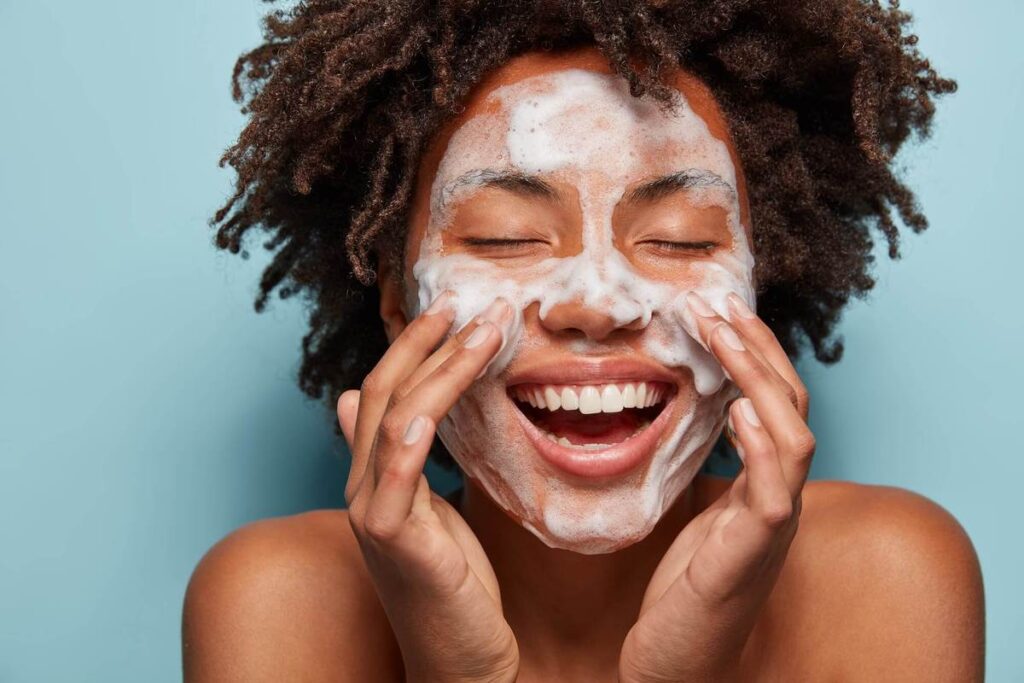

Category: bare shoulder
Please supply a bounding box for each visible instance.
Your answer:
[182,509,400,683]
[764,480,984,681]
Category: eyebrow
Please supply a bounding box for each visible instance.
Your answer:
[436,167,734,212]
[625,169,735,204]
[438,169,559,210]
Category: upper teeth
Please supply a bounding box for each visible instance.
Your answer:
[512,382,666,414]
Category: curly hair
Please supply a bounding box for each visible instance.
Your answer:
[211,0,954,437]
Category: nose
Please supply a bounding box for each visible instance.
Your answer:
[539,300,645,341]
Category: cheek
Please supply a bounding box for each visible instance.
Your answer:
[640,264,717,290]
[679,262,744,294]
[414,246,559,320]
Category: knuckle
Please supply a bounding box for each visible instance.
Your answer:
[360,371,386,399]
[362,510,400,543]
[379,458,415,485]
[784,429,817,459]
[760,498,794,528]
[377,413,408,446]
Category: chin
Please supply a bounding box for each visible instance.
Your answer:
[520,497,673,555]
[438,361,737,555]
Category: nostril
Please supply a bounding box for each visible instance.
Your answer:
[539,302,640,341]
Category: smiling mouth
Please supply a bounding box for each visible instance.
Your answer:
[509,381,674,450]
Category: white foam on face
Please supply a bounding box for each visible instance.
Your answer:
[408,69,755,554]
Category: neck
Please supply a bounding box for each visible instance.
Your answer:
[459,477,711,678]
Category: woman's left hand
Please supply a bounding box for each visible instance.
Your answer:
[618,292,817,683]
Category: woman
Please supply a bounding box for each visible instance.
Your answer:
[183,1,983,680]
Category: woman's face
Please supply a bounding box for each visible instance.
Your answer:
[396,48,755,554]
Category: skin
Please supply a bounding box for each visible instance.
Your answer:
[182,49,985,682]
[409,63,756,554]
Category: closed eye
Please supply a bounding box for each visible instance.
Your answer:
[640,240,720,253]
[460,237,549,250]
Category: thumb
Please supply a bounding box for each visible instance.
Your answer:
[336,389,360,447]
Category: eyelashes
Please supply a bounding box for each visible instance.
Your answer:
[640,240,719,253]
[459,237,547,249]
[458,237,721,255]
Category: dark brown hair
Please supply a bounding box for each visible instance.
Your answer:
[212,0,954,434]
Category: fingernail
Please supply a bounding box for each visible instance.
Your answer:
[727,293,756,319]
[714,322,746,352]
[424,291,453,318]
[735,442,747,463]
[686,291,716,318]
[481,298,510,324]
[403,416,427,445]
[676,305,700,341]
[739,398,761,428]
[465,322,494,348]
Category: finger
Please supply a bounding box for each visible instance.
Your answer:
[721,467,748,508]
[683,407,792,604]
[347,292,455,501]
[708,321,816,498]
[337,389,360,448]
[338,390,364,507]
[730,399,792,531]
[373,318,504,482]
[685,294,815,497]
[726,293,810,420]
[682,293,798,411]
[396,298,511,401]
[361,415,437,544]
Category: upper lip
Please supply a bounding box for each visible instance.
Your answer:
[505,357,678,388]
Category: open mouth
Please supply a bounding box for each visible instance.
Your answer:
[507,382,675,473]
[509,381,673,450]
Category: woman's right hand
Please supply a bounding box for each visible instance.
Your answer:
[337,294,519,683]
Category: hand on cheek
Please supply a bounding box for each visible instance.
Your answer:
[685,291,814,481]
[619,292,815,683]
[678,290,814,496]
[684,292,806,414]
[336,292,521,683]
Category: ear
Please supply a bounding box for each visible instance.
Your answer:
[377,258,408,344]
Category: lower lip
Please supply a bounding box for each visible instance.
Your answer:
[511,395,676,479]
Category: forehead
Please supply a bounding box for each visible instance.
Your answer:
[407,49,750,251]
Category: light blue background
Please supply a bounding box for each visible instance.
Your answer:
[0,0,1019,680]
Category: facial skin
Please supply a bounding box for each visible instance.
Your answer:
[383,49,756,554]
